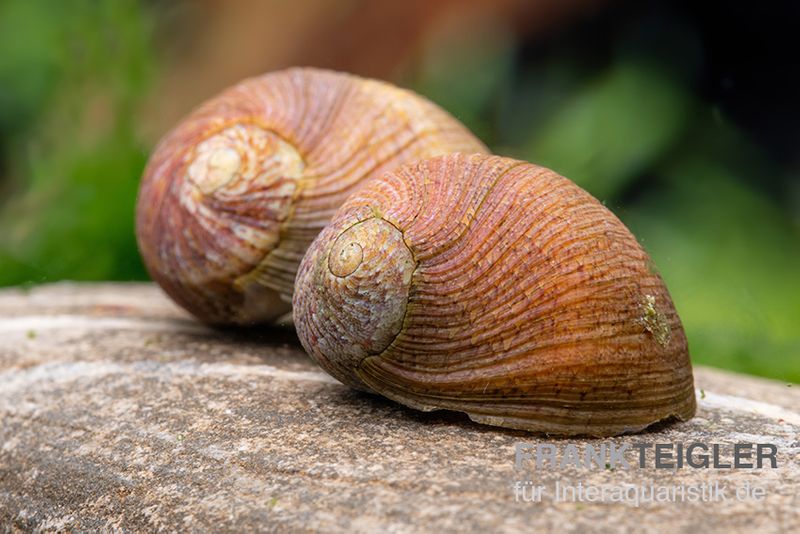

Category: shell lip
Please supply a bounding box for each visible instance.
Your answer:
[354,357,697,437]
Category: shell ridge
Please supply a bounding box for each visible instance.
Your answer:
[400,153,522,259]
[302,122,422,197]
[388,167,660,373]
[343,157,516,364]
[408,157,528,262]
[372,159,538,370]
[229,73,355,303]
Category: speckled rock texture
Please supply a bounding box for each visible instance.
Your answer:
[0,283,798,532]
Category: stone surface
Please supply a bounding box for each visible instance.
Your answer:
[0,282,798,532]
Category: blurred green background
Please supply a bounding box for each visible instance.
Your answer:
[0,0,798,382]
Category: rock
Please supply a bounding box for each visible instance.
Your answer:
[0,283,798,532]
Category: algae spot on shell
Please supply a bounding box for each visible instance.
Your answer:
[639,294,671,347]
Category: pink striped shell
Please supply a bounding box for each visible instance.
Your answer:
[136,68,487,325]
[293,153,696,436]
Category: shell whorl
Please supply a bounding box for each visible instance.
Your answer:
[296,214,415,389]
[293,153,696,436]
[136,68,487,325]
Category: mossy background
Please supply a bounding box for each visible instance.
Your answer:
[0,0,798,382]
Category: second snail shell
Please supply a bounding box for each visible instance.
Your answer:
[293,153,696,436]
[136,68,486,325]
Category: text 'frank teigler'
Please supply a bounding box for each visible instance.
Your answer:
[514,442,779,470]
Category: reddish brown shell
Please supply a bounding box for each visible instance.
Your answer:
[293,153,696,436]
[135,67,487,325]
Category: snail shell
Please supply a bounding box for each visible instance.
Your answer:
[293,153,696,436]
[136,67,487,325]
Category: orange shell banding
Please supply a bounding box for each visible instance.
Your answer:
[135,68,487,325]
[293,153,696,436]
